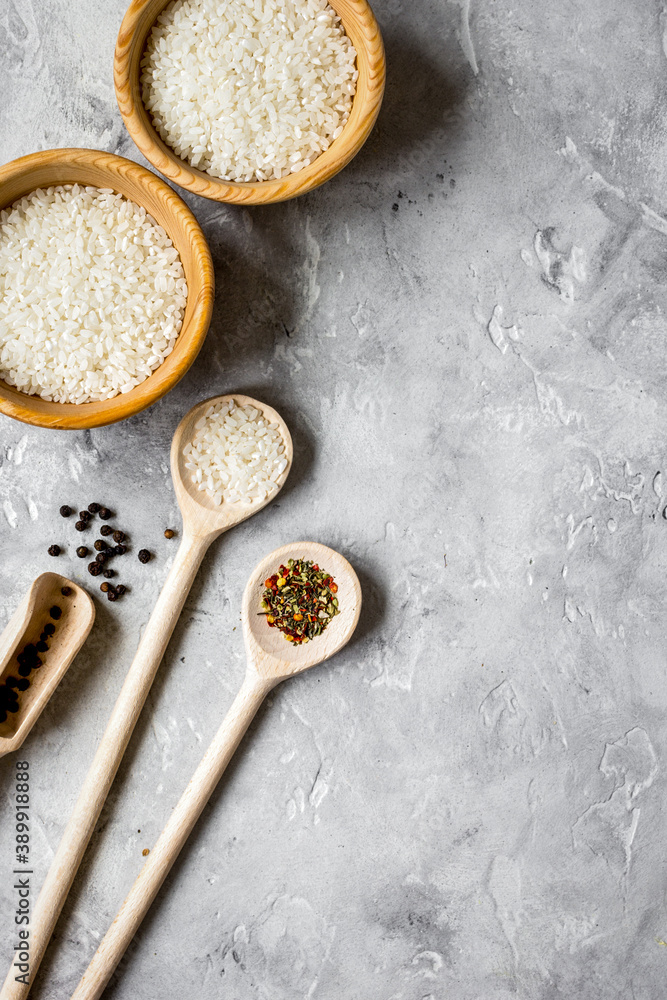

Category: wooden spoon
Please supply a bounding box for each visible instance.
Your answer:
[0,395,291,1000]
[70,541,361,1000]
[0,573,95,758]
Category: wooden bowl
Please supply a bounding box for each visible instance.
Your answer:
[114,0,385,205]
[0,148,214,430]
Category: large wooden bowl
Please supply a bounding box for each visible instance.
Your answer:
[0,148,214,430]
[114,0,385,205]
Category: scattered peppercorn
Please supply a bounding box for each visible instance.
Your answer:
[113,530,125,543]
[78,510,92,522]
[116,585,127,596]
[43,623,55,636]
[142,848,150,856]
[47,544,61,557]
[115,544,127,556]
[88,562,102,577]
[99,507,112,520]
[94,539,108,552]
[103,569,115,579]
[100,582,111,593]
[138,549,151,563]
[95,552,108,565]
[61,586,72,596]
[75,520,87,532]
[76,546,89,558]
[88,503,101,514]
[107,590,118,602]
[100,524,113,536]
[50,606,62,620]
[59,505,72,518]
[260,559,340,644]
[164,529,175,539]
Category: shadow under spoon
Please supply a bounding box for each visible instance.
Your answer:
[0,394,292,1000]
[70,541,362,1000]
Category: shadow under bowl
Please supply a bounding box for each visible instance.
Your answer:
[114,0,386,205]
[0,147,214,430]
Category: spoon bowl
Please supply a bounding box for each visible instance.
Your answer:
[244,541,362,680]
[171,394,293,538]
[0,573,95,757]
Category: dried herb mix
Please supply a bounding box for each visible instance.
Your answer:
[260,559,339,644]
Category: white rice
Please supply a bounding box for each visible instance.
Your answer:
[141,0,358,183]
[183,398,288,504]
[0,184,187,404]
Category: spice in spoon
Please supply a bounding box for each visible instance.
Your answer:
[260,559,339,644]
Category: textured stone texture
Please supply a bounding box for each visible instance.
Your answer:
[1,1,667,997]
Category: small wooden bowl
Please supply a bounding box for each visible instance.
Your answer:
[0,148,214,430]
[114,0,385,205]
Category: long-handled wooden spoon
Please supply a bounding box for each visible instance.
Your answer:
[0,395,292,1000]
[69,541,361,1000]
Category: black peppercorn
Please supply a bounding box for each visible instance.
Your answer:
[75,520,87,532]
[100,582,111,593]
[49,606,62,620]
[115,544,127,555]
[115,584,127,595]
[138,549,151,563]
[61,586,72,596]
[103,569,115,579]
[79,510,92,521]
[43,623,55,636]
[48,544,60,556]
[99,507,112,520]
[5,676,19,689]
[76,545,89,558]
[40,631,50,642]
[164,528,175,539]
[100,524,113,536]
[18,664,31,678]
[107,590,118,602]
[36,640,48,653]
[112,530,125,543]
[95,552,108,564]
[88,503,101,514]
[88,562,102,577]
[16,677,29,691]
[32,656,43,669]
[59,505,72,517]
[94,539,108,552]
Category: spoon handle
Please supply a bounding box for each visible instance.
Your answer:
[70,671,274,1000]
[0,531,211,1000]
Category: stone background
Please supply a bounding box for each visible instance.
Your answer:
[1,0,667,997]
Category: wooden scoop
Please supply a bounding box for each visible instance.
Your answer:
[0,395,291,1000]
[70,542,361,1000]
[0,573,95,758]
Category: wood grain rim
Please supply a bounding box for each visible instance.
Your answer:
[114,0,385,204]
[0,148,214,430]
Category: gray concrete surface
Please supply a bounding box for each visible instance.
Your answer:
[1,1,667,997]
